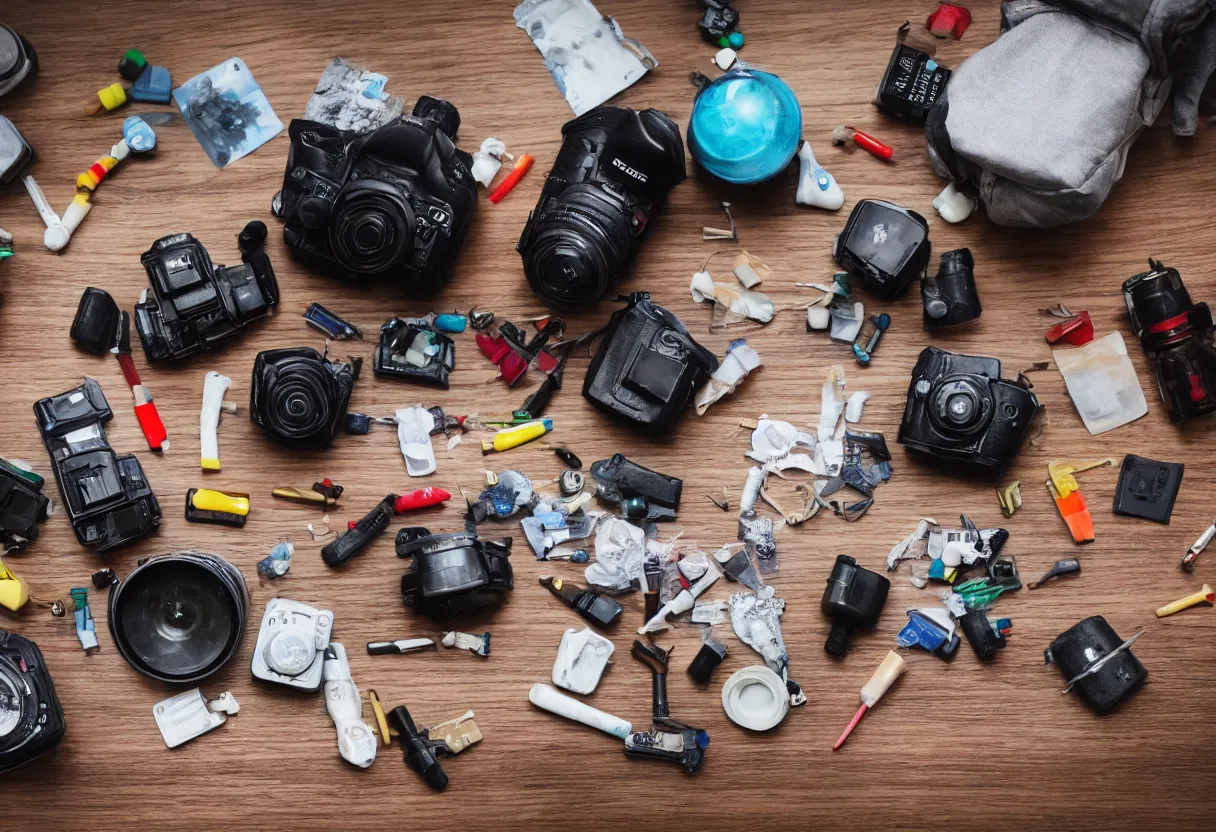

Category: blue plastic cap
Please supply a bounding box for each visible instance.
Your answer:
[688,67,803,184]
[541,418,554,430]
[122,116,157,153]
[130,65,171,104]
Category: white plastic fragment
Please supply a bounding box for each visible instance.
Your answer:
[713,47,738,70]
[690,270,776,323]
[696,341,762,415]
[807,306,831,330]
[887,518,938,570]
[933,182,977,224]
[830,301,864,342]
[585,517,646,592]
[817,366,847,441]
[916,606,956,639]
[153,688,239,749]
[442,631,491,656]
[845,391,870,423]
[795,140,844,211]
[471,137,508,187]
[322,643,378,768]
[721,665,790,731]
[639,559,721,634]
[513,0,656,116]
[200,371,231,471]
[529,683,633,739]
[729,586,791,680]
[1052,331,1148,435]
[395,406,436,476]
[552,627,615,694]
[691,599,727,625]
[740,466,765,513]
[748,418,816,463]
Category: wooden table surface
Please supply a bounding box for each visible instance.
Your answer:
[2,1,1214,829]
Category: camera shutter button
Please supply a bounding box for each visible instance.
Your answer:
[915,378,931,397]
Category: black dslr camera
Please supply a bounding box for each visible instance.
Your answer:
[274,97,478,291]
[1123,259,1216,422]
[0,630,66,775]
[835,199,931,299]
[397,528,514,618]
[250,348,360,448]
[517,106,686,310]
[135,221,278,362]
[898,347,1039,472]
[34,378,161,551]
[583,294,718,434]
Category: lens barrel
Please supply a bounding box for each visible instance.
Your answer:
[250,348,357,448]
[108,552,249,685]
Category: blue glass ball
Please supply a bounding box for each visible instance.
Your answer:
[688,68,803,185]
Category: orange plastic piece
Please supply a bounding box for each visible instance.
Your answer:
[1054,489,1095,543]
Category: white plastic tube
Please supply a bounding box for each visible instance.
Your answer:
[528,684,631,739]
[200,372,231,471]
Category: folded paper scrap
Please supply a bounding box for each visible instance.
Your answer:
[1053,332,1147,434]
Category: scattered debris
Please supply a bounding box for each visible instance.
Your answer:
[996,481,1022,516]
[926,3,972,39]
[70,587,99,653]
[173,57,282,168]
[897,608,959,659]
[488,153,535,204]
[696,340,762,414]
[305,303,363,341]
[1045,310,1094,346]
[640,559,721,634]
[1047,458,1116,543]
[702,202,737,240]
[303,57,403,133]
[691,269,775,325]
[541,576,622,628]
[257,542,294,581]
[471,138,510,188]
[387,703,482,790]
[1182,522,1216,572]
[481,419,552,454]
[832,125,894,161]
[932,182,976,223]
[322,643,378,768]
[1053,332,1148,434]
[729,587,805,706]
[366,638,435,655]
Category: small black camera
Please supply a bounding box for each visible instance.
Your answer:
[135,221,278,362]
[582,294,718,434]
[518,106,686,310]
[396,528,514,617]
[835,199,931,299]
[34,378,161,552]
[274,97,478,291]
[1123,259,1216,422]
[0,458,50,551]
[898,347,1039,472]
[921,248,981,328]
[0,630,66,775]
[250,347,360,448]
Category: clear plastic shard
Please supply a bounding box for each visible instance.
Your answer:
[1052,331,1148,434]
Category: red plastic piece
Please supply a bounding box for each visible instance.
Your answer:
[851,129,894,161]
[488,154,535,204]
[394,488,452,513]
[926,4,972,39]
[116,351,166,450]
[476,332,530,386]
[1044,311,1093,346]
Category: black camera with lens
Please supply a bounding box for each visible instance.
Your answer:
[1123,259,1216,422]
[135,221,278,362]
[898,347,1039,472]
[274,97,477,291]
[108,552,249,685]
[583,294,718,434]
[34,378,161,552]
[250,348,360,448]
[517,106,686,310]
[0,630,65,775]
[397,528,513,618]
[835,199,931,299]
[921,248,981,328]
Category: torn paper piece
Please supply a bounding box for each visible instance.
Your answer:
[514,0,656,116]
[691,271,776,324]
[845,391,870,423]
[748,418,816,463]
[818,365,847,441]
[887,518,938,570]
[830,300,864,342]
[303,57,404,133]
[552,627,614,694]
[1053,331,1148,435]
[733,251,771,288]
[396,407,437,476]
[585,517,646,592]
[740,466,765,513]
[692,600,727,625]
[729,586,790,677]
[471,138,509,188]
[696,340,762,415]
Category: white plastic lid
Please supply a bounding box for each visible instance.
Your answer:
[721,665,790,731]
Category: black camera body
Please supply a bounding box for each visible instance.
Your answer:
[275,97,477,291]
[0,630,65,775]
[835,199,931,299]
[0,459,50,551]
[583,294,718,434]
[518,106,686,310]
[898,347,1039,472]
[922,248,981,328]
[396,528,514,618]
[250,348,359,448]
[34,378,160,551]
[135,221,278,362]
[1123,260,1216,422]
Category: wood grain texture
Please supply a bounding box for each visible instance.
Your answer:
[2,1,1215,829]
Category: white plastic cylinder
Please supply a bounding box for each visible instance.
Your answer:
[528,683,631,739]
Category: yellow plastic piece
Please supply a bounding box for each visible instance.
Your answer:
[1046,458,1117,499]
[0,559,29,612]
[97,83,127,111]
[200,457,222,471]
[996,481,1022,517]
[1156,584,1215,618]
[480,419,551,454]
[368,690,392,745]
[191,488,250,516]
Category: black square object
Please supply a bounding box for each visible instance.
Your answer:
[624,350,683,403]
[1113,455,1184,524]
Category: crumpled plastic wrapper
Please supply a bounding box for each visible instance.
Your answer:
[303,57,404,133]
[729,586,790,676]
[1052,331,1148,435]
[585,517,646,592]
[691,270,776,325]
[696,340,762,415]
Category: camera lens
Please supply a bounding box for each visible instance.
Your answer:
[109,552,249,684]
[522,186,634,310]
[929,377,992,436]
[331,182,416,276]
[251,348,355,447]
[1125,267,1194,348]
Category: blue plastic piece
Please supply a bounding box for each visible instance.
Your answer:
[257,542,293,580]
[927,559,946,580]
[122,116,157,153]
[130,65,172,104]
[728,31,745,49]
[688,67,803,184]
[304,302,362,340]
[570,549,590,564]
[344,412,371,435]
[897,611,960,659]
[432,313,467,333]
